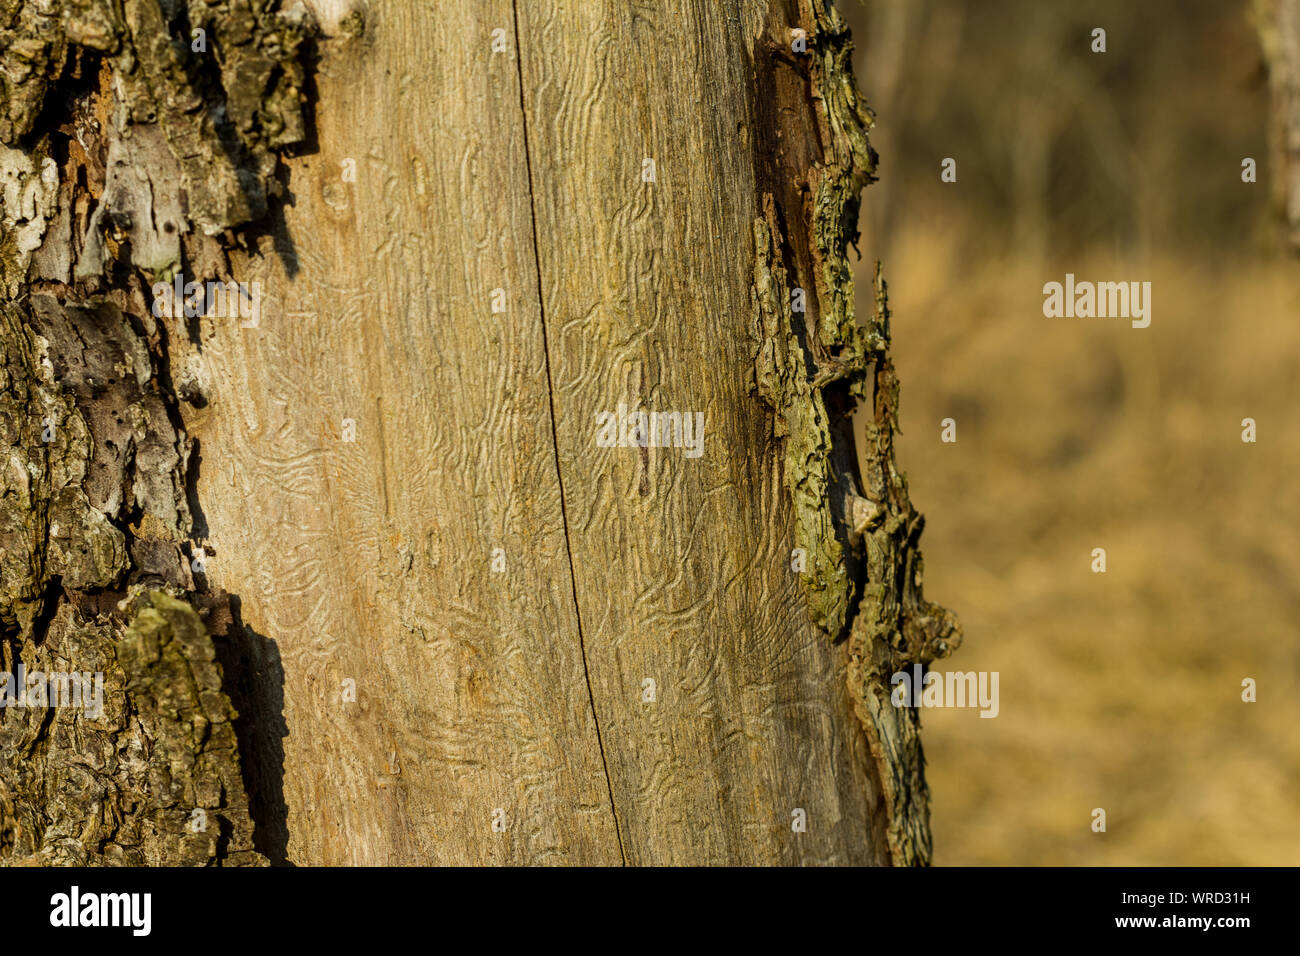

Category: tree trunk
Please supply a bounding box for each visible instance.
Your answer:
[0,0,958,866]
[1256,0,1300,248]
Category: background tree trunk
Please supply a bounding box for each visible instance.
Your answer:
[1256,0,1300,248]
[0,0,957,866]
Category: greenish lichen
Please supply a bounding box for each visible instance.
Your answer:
[847,267,962,867]
[752,210,855,638]
[806,1,884,372]
[751,1,884,640]
[0,589,264,866]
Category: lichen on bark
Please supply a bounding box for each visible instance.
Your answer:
[752,200,855,639]
[846,266,962,867]
[0,588,261,865]
[750,0,961,865]
[0,0,315,865]
[0,0,311,235]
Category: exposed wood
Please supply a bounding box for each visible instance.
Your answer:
[184,0,622,866]
[512,0,887,865]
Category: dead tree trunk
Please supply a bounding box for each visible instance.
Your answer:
[0,0,958,866]
[1256,0,1300,248]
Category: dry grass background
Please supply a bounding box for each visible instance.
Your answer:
[844,0,1300,864]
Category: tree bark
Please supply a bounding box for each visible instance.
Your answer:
[0,0,958,866]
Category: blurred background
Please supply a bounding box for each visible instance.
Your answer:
[843,0,1300,864]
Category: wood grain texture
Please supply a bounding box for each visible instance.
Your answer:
[183,0,910,864]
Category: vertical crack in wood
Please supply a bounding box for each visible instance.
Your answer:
[509,0,628,867]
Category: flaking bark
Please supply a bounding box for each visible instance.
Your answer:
[750,0,960,866]
[0,0,313,865]
[1,589,260,865]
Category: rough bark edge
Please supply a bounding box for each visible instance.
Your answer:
[0,0,329,866]
[750,0,962,866]
[0,0,314,237]
[1,588,262,866]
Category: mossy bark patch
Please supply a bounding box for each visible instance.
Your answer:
[0,589,262,865]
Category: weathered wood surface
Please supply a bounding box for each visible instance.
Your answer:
[511,1,888,864]
[186,0,624,866]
